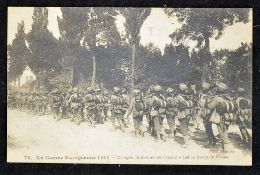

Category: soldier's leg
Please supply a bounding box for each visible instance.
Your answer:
[159,116,167,141]
[203,118,216,146]
[146,113,153,135]
[237,117,251,146]
[103,109,109,121]
[166,113,176,137]
[178,117,189,146]
[216,119,231,151]
[153,116,162,141]
[133,116,140,136]
[75,107,82,125]
[110,112,116,130]
[117,114,125,132]
[97,109,104,124]
[87,109,95,126]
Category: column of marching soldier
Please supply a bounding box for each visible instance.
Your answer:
[7,82,252,151]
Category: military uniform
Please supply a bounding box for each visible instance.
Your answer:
[213,82,236,151]
[132,89,145,137]
[165,88,177,137]
[102,90,110,122]
[235,88,252,146]
[7,92,15,109]
[93,89,104,124]
[51,89,63,120]
[83,87,96,127]
[150,85,167,141]
[110,87,128,131]
[176,83,194,147]
[199,82,217,146]
[68,88,82,124]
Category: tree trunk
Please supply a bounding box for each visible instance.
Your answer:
[13,79,16,90]
[72,64,79,88]
[202,32,210,83]
[131,44,136,93]
[128,44,136,116]
[18,76,21,87]
[91,53,96,88]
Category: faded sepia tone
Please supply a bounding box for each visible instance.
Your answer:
[7,7,252,165]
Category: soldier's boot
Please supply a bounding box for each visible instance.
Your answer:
[134,130,140,137]
[139,127,145,137]
[240,127,250,147]
[75,116,80,125]
[182,136,189,148]
[89,115,95,127]
[155,131,160,142]
[209,136,217,147]
[120,121,125,132]
[169,126,176,138]
[161,134,167,142]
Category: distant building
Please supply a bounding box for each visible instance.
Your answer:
[10,65,36,88]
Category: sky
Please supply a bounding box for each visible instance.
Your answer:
[8,7,252,54]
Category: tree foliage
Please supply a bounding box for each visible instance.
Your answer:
[119,8,151,45]
[27,7,60,74]
[8,20,30,82]
[164,8,250,50]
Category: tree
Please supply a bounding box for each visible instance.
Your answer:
[119,8,151,93]
[26,7,61,91]
[8,20,30,87]
[27,7,60,74]
[225,43,252,93]
[164,8,250,82]
[81,8,119,88]
[58,7,119,88]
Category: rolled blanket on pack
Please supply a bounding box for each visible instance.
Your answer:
[85,95,96,102]
[177,96,194,109]
[135,102,149,111]
[152,97,166,109]
[111,95,128,106]
[239,99,251,110]
[224,113,236,122]
[94,96,108,104]
[165,97,176,108]
[215,98,237,115]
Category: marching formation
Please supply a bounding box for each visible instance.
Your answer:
[7,82,252,151]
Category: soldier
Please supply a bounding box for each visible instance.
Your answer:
[50,89,63,120]
[30,92,37,113]
[83,87,96,127]
[213,82,237,151]
[77,90,85,123]
[93,88,104,124]
[68,87,82,124]
[188,84,200,129]
[62,89,73,118]
[143,85,155,135]
[165,87,177,138]
[198,82,217,146]
[110,87,128,131]
[235,87,252,147]
[176,83,194,147]
[42,92,49,115]
[102,90,111,122]
[7,91,15,109]
[150,85,167,142]
[34,92,41,114]
[132,89,145,137]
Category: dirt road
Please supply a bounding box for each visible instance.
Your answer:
[7,109,251,165]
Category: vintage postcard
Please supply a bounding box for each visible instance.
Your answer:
[7,7,252,165]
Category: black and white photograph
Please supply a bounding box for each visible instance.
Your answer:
[7,7,252,165]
